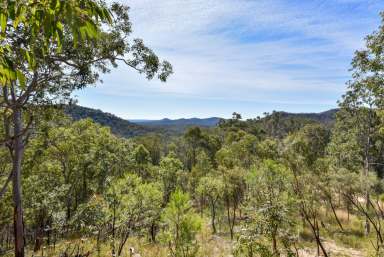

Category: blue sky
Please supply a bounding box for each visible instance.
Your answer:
[75,0,384,119]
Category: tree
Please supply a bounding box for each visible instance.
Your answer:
[184,127,205,171]
[0,1,172,256]
[256,138,279,161]
[245,160,297,256]
[105,174,163,256]
[159,152,185,203]
[221,166,246,239]
[283,130,329,257]
[133,144,153,178]
[332,11,384,236]
[327,110,364,172]
[70,195,109,254]
[160,189,201,257]
[340,171,384,254]
[135,133,163,165]
[196,175,224,234]
[190,150,213,197]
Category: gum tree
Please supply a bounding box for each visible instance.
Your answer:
[161,189,201,257]
[335,12,384,235]
[0,1,172,256]
[196,175,224,234]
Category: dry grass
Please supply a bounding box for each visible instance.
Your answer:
[0,212,375,257]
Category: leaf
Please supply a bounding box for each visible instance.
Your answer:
[56,21,63,32]
[0,13,7,33]
[55,30,62,53]
[16,70,26,89]
[24,50,36,70]
[84,21,98,39]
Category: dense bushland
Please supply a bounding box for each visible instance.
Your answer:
[2,1,384,257]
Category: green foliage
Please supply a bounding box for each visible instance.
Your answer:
[283,124,329,168]
[0,0,112,85]
[244,160,297,255]
[196,175,224,233]
[159,152,185,203]
[105,173,163,255]
[160,189,201,257]
[234,237,275,257]
[70,195,108,235]
[134,144,151,164]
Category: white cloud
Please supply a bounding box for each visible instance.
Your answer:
[78,0,384,118]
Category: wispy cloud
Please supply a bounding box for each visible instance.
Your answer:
[76,0,384,119]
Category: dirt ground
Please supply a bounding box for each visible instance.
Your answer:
[298,240,365,257]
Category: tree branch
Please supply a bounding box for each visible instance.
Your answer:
[0,170,12,201]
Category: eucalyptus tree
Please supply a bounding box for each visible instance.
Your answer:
[135,133,163,165]
[70,194,109,254]
[220,166,246,239]
[105,174,163,256]
[133,144,152,178]
[330,107,382,236]
[190,150,213,196]
[0,1,172,255]
[220,130,258,168]
[158,152,185,204]
[245,160,297,256]
[333,12,384,234]
[196,175,224,234]
[255,138,279,161]
[338,170,384,254]
[282,131,329,257]
[184,127,206,171]
[161,189,201,257]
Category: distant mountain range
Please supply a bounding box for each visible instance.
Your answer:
[130,117,221,127]
[64,105,339,138]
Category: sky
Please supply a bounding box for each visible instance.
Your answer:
[75,0,384,120]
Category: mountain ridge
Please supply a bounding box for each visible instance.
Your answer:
[130,117,222,127]
[64,105,156,137]
[64,105,339,138]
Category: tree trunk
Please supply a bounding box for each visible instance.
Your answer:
[117,230,130,257]
[272,232,278,256]
[364,108,372,236]
[150,222,157,242]
[226,198,234,239]
[329,196,343,231]
[364,155,370,235]
[211,201,216,234]
[312,218,328,257]
[33,227,43,252]
[112,204,116,256]
[12,107,25,257]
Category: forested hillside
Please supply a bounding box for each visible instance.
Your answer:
[64,105,156,137]
[131,117,221,127]
[265,109,338,126]
[2,1,384,257]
